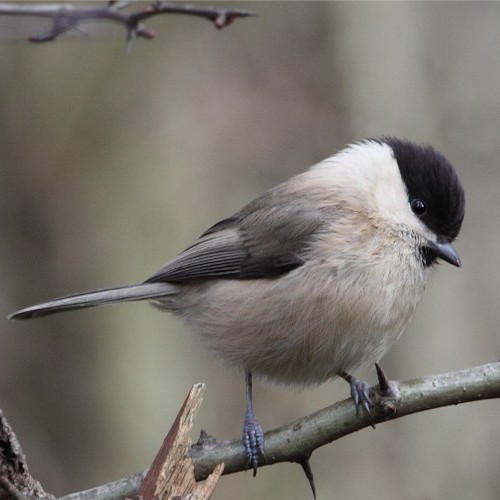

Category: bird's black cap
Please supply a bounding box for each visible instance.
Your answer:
[382,137,465,245]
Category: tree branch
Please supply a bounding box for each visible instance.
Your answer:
[55,362,500,499]
[2,363,498,498]
[191,361,500,479]
[0,1,256,46]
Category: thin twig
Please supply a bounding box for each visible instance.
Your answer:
[191,361,500,478]
[0,1,255,45]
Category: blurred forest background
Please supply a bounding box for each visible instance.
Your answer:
[1,2,500,499]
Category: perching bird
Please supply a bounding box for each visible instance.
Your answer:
[10,137,465,475]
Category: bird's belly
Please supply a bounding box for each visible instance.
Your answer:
[174,262,427,386]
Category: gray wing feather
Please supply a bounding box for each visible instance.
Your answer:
[146,228,247,282]
[145,191,326,284]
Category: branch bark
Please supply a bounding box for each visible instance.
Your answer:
[0,409,54,499]
[54,362,500,499]
[1,363,498,498]
[0,1,255,46]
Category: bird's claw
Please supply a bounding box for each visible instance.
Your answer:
[349,377,372,416]
[242,409,265,476]
[340,371,374,427]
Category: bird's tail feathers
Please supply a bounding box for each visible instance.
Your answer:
[9,283,176,320]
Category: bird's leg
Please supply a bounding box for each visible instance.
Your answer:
[340,370,373,421]
[242,371,265,476]
[341,364,399,427]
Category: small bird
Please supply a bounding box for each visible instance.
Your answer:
[10,137,465,475]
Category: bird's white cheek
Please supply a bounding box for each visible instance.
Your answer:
[374,174,412,224]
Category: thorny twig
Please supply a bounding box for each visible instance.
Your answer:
[1,363,499,499]
[54,362,500,499]
[0,1,255,50]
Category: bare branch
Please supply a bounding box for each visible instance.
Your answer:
[56,362,500,499]
[0,1,256,45]
[2,363,498,499]
[56,471,147,500]
[190,362,500,479]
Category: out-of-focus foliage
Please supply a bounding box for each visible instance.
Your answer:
[0,2,499,499]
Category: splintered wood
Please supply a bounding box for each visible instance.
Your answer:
[138,383,224,500]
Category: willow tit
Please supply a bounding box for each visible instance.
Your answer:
[10,138,465,474]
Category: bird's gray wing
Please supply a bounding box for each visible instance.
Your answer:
[144,193,326,283]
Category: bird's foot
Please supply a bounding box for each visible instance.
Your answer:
[242,408,265,476]
[341,371,372,414]
[340,371,374,427]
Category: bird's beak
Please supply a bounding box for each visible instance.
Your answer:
[426,240,461,267]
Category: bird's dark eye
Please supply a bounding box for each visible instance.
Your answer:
[411,198,427,216]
